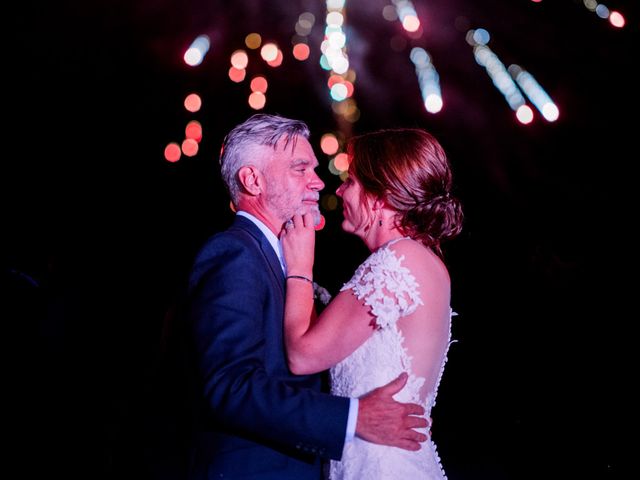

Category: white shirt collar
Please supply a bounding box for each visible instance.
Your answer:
[236,211,286,273]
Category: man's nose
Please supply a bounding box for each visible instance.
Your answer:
[309,171,325,191]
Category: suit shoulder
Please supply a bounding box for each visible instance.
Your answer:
[196,227,258,258]
[188,228,264,291]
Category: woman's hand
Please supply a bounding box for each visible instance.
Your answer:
[280,213,316,277]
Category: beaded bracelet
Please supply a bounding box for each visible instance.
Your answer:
[286,275,313,284]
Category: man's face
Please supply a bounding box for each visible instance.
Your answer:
[262,136,325,226]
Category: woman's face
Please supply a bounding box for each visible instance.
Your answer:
[336,171,375,239]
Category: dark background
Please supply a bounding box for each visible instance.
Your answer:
[4,1,634,478]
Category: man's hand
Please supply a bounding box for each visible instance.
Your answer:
[355,372,429,451]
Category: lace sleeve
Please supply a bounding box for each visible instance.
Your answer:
[340,244,423,329]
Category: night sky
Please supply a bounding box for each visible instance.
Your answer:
[5,1,634,478]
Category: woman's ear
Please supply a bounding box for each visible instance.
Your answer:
[371,196,387,211]
[237,166,263,196]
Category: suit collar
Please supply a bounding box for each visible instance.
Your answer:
[236,211,284,270]
[232,215,285,292]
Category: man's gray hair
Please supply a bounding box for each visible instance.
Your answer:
[219,113,311,204]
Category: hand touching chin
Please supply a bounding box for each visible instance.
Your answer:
[296,205,322,227]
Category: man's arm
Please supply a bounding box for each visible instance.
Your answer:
[188,234,350,458]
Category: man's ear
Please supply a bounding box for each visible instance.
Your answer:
[237,166,263,196]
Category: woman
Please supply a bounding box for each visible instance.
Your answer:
[281,128,463,479]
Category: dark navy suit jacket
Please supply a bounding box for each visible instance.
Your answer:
[186,215,349,479]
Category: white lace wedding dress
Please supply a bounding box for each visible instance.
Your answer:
[329,238,452,479]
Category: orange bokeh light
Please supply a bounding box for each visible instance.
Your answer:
[343,80,354,98]
[248,91,266,110]
[334,152,349,172]
[230,50,249,69]
[229,67,246,83]
[164,142,181,163]
[184,93,202,112]
[182,138,199,157]
[292,43,310,61]
[327,74,343,89]
[245,33,262,50]
[320,134,339,155]
[609,11,625,28]
[402,15,421,33]
[185,120,203,142]
[267,49,283,67]
[250,76,268,93]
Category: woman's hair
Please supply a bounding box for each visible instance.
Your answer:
[219,114,310,203]
[347,128,463,257]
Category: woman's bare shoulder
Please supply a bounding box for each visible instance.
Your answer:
[386,238,450,296]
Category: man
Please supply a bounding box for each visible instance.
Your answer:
[186,114,427,479]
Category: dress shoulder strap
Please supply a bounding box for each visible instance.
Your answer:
[340,240,423,329]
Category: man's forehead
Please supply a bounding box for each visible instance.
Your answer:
[274,133,308,151]
[277,136,315,157]
[261,135,317,167]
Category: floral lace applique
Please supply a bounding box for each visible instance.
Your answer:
[340,238,423,329]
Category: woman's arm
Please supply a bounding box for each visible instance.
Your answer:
[281,213,375,374]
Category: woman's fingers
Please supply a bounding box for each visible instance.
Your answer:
[288,213,315,229]
[302,212,315,228]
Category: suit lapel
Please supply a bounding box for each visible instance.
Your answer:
[233,215,285,296]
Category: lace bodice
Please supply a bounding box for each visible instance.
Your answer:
[330,238,451,479]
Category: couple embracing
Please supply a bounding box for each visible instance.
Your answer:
[185,114,463,479]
